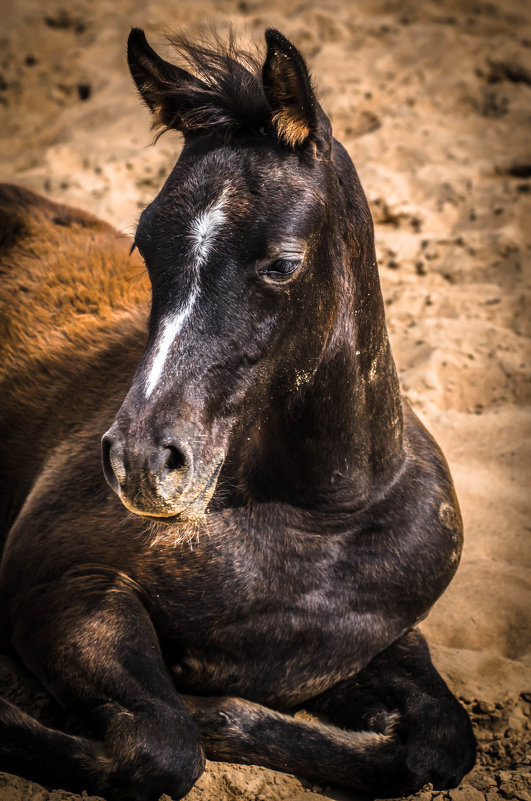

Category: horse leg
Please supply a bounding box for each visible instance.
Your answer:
[181,691,402,792]
[181,629,475,797]
[307,628,476,794]
[0,696,104,791]
[1,570,204,801]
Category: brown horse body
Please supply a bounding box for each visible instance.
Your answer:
[0,28,475,801]
[0,187,147,550]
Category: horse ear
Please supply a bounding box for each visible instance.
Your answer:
[127,28,205,131]
[262,29,331,151]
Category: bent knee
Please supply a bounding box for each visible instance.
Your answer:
[105,711,205,801]
[405,702,476,792]
[109,742,205,801]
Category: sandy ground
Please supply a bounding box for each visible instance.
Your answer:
[0,0,530,799]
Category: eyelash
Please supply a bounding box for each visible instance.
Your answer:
[258,258,302,280]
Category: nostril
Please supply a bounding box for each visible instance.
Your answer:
[101,433,120,492]
[163,444,187,473]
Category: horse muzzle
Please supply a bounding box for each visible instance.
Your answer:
[101,426,224,521]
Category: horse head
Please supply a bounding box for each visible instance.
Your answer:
[102,28,402,522]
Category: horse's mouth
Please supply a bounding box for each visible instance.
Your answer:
[139,512,186,525]
[132,459,224,523]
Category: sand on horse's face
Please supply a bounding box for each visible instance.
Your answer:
[0,1,529,800]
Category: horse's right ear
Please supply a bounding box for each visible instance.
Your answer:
[127,28,205,132]
[262,29,332,153]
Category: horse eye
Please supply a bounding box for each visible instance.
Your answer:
[259,258,301,280]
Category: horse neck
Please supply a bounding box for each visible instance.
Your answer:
[236,259,404,511]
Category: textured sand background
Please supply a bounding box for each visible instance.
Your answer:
[0,0,530,800]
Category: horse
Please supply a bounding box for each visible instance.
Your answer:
[0,27,476,801]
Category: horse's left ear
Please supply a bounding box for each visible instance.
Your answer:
[262,29,331,153]
[127,28,207,132]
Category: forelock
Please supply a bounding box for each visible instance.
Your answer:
[156,31,272,141]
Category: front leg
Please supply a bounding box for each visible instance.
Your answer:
[308,628,476,793]
[3,568,204,801]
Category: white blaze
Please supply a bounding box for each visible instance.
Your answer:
[144,295,198,398]
[144,187,229,398]
[190,187,229,263]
